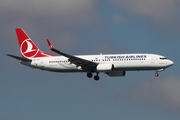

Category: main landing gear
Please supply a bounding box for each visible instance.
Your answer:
[87,72,100,81]
[87,72,93,78]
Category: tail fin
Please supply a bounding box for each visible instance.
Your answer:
[16,28,53,58]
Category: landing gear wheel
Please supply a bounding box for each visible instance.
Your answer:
[155,73,159,77]
[87,73,93,78]
[94,75,100,81]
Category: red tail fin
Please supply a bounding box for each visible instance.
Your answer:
[16,28,53,58]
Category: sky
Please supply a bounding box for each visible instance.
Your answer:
[1,0,180,120]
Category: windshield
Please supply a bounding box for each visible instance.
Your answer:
[159,57,167,60]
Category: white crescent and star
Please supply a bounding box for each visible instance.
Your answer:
[20,39,39,58]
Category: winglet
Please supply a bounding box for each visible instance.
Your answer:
[47,39,55,50]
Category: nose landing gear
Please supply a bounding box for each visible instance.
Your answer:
[155,72,159,77]
[155,69,164,77]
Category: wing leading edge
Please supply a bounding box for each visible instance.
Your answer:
[47,39,98,72]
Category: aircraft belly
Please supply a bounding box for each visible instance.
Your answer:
[113,62,163,71]
[43,62,80,72]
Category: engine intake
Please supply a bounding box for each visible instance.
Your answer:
[96,64,114,72]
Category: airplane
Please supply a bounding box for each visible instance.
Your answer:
[7,28,174,81]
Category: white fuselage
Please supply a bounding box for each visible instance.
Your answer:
[21,53,173,72]
[9,28,174,80]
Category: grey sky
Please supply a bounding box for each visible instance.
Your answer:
[1,0,180,120]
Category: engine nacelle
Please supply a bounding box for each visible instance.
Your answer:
[106,71,126,77]
[96,64,114,72]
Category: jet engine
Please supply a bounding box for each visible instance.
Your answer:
[96,64,114,72]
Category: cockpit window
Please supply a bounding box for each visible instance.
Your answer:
[159,57,167,60]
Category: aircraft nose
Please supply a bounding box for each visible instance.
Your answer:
[169,60,174,66]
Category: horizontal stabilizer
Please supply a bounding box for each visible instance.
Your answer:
[7,54,32,62]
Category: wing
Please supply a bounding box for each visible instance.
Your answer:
[7,54,32,62]
[47,39,98,72]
